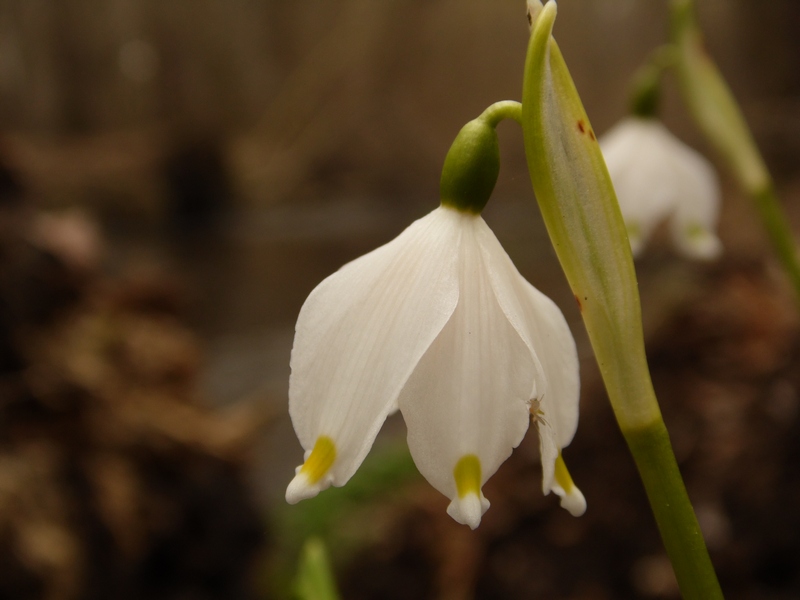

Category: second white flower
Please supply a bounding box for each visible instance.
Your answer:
[600,117,723,260]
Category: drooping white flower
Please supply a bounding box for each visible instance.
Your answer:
[600,116,722,259]
[285,204,584,529]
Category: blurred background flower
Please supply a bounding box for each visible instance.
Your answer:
[0,1,798,598]
[600,117,722,259]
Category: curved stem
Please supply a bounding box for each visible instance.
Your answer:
[629,45,675,118]
[480,100,522,127]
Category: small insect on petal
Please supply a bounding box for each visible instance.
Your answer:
[447,454,490,530]
[285,436,337,504]
[530,396,549,427]
[552,452,587,517]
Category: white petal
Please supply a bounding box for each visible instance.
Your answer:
[287,206,462,499]
[447,492,490,530]
[553,484,587,517]
[673,227,722,260]
[601,119,676,250]
[286,468,327,505]
[397,216,533,527]
[551,453,587,517]
[663,136,723,260]
[474,218,580,494]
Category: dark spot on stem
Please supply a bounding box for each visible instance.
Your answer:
[527,10,532,26]
[577,120,586,134]
[589,130,596,141]
[575,295,583,312]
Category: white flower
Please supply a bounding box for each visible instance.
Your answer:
[285,204,584,529]
[600,117,722,259]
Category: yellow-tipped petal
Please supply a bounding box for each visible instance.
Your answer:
[447,455,490,529]
[552,452,586,517]
[397,217,539,529]
[454,454,482,498]
[301,436,337,484]
[285,436,337,504]
[447,493,487,530]
[288,206,462,494]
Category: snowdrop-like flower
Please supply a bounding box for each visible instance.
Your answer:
[600,116,722,260]
[286,116,584,529]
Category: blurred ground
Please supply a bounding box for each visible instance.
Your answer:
[0,0,799,599]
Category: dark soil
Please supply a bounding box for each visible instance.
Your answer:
[0,194,266,600]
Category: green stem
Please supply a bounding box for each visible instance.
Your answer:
[753,184,800,296]
[480,100,522,127]
[670,0,800,305]
[628,45,676,118]
[483,92,722,599]
[625,421,723,600]
[522,5,723,597]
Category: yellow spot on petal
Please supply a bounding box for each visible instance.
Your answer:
[454,454,482,498]
[300,436,336,484]
[554,451,576,494]
[685,222,706,239]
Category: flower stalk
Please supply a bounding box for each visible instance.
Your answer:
[522,3,722,598]
[670,0,800,302]
[628,46,675,119]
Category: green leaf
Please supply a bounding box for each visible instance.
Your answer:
[671,0,768,194]
[521,1,658,429]
[520,5,724,597]
[670,0,800,304]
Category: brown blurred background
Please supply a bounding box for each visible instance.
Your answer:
[0,1,799,599]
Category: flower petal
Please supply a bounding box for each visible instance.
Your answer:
[600,117,722,260]
[551,452,586,517]
[663,136,723,260]
[600,119,678,255]
[287,206,462,502]
[397,216,533,528]
[474,218,580,495]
